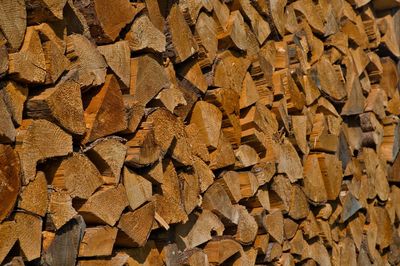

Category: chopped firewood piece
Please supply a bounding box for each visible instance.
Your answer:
[166,4,198,63]
[275,139,303,183]
[176,210,224,250]
[240,73,259,109]
[48,190,77,230]
[98,41,131,88]
[235,145,260,168]
[83,74,127,143]
[16,212,42,261]
[264,210,284,244]
[42,40,70,84]
[341,192,362,223]
[42,216,86,266]
[316,57,347,101]
[0,145,20,222]
[73,0,135,43]
[8,27,46,84]
[238,172,259,199]
[0,0,26,50]
[235,206,258,244]
[123,167,152,211]
[177,60,208,94]
[203,183,240,224]
[0,81,27,126]
[204,239,242,264]
[218,11,248,51]
[66,34,107,88]
[213,51,251,94]
[78,184,129,226]
[185,123,210,163]
[117,203,155,247]
[180,170,200,214]
[123,96,145,134]
[303,154,328,203]
[0,223,18,265]
[125,14,166,53]
[17,119,72,184]
[86,139,126,184]
[78,226,117,257]
[148,108,193,166]
[0,97,15,144]
[25,0,67,23]
[19,171,47,217]
[195,12,218,68]
[130,55,171,106]
[27,78,86,135]
[51,153,104,199]
[190,101,222,149]
[235,0,271,44]
[209,132,236,170]
[125,122,161,167]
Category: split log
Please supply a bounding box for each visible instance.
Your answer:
[125,122,161,167]
[0,97,16,143]
[0,0,26,50]
[123,167,152,211]
[17,119,72,184]
[117,202,155,247]
[42,216,86,266]
[8,27,47,84]
[19,171,47,217]
[166,4,199,63]
[48,190,77,230]
[78,184,129,226]
[16,212,42,261]
[176,210,224,250]
[125,14,166,53]
[50,153,104,199]
[98,41,131,88]
[0,145,20,222]
[73,0,136,44]
[1,81,28,126]
[83,74,127,143]
[78,226,117,257]
[66,34,107,88]
[26,78,86,135]
[130,55,171,106]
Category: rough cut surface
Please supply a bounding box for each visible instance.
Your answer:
[0,1,400,265]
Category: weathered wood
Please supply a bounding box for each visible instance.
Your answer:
[42,216,86,266]
[16,212,42,261]
[48,190,77,230]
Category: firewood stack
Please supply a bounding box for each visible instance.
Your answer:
[0,0,400,265]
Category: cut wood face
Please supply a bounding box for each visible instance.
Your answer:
[0,1,400,265]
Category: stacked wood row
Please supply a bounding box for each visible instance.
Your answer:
[0,0,400,265]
